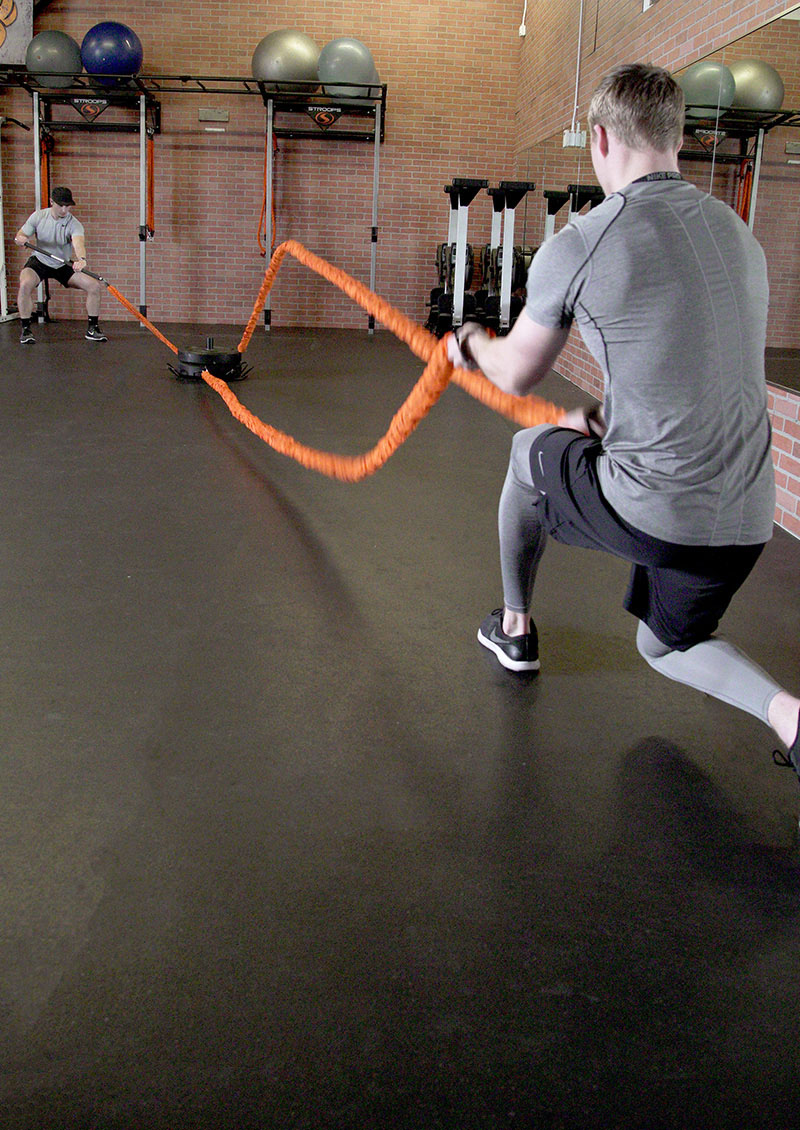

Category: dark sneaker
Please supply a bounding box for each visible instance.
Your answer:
[773,724,800,785]
[85,325,107,341]
[478,608,540,672]
[20,328,35,344]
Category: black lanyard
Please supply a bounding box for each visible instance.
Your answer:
[633,171,683,183]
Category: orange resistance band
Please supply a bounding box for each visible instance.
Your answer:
[147,135,155,235]
[107,238,565,483]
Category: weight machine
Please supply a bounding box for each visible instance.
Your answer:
[542,183,605,241]
[482,180,536,332]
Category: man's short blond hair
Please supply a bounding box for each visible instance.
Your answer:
[587,63,685,152]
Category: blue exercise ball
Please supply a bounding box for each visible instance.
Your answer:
[81,21,143,87]
[26,30,82,88]
[729,58,785,111]
[318,37,375,98]
[679,60,735,119]
[251,29,320,92]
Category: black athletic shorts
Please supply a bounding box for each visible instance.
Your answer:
[528,426,766,651]
[23,255,74,287]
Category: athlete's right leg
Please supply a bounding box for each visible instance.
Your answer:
[497,426,554,636]
[17,266,40,320]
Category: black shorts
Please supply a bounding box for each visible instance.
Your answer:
[528,427,765,651]
[23,255,74,287]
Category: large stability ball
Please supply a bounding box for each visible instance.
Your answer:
[251,29,320,91]
[25,30,82,88]
[679,60,735,118]
[729,58,785,111]
[81,21,143,87]
[350,66,383,107]
[318,37,375,98]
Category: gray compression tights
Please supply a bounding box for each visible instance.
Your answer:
[499,427,781,726]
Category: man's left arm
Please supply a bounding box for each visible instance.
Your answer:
[70,232,88,271]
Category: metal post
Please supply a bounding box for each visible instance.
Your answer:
[500,205,516,330]
[139,94,147,316]
[489,203,502,252]
[747,127,765,232]
[0,120,13,321]
[368,95,382,334]
[33,92,41,206]
[446,192,458,247]
[264,98,274,331]
[450,179,486,328]
[452,199,469,328]
[32,91,44,317]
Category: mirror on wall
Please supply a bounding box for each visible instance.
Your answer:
[514,127,599,285]
[519,5,800,394]
[674,5,800,392]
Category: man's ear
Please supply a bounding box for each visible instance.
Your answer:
[592,123,610,158]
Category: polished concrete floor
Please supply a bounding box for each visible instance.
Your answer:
[1,317,800,1129]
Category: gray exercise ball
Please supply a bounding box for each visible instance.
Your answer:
[349,66,383,107]
[26,29,83,88]
[729,58,785,111]
[679,60,735,118]
[251,29,320,92]
[318,37,375,98]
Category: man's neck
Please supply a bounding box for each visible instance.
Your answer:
[604,147,681,194]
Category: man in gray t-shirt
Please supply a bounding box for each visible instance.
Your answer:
[525,175,775,548]
[448,63,799,785]
[14,186,108,344]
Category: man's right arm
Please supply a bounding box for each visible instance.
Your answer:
[448,312,570,397]
[15,217,35,246]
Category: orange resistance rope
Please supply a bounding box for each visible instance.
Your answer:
[736,159,753,223]
[107,238,564,483]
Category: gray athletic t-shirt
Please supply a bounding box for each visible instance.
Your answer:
[525,177,775,546]
[21,208,84,269]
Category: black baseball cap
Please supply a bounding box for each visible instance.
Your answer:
[51,187,75,206]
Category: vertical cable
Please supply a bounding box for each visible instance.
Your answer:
[571,0,586,132]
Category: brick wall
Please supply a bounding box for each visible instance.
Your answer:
[770,386,800,537]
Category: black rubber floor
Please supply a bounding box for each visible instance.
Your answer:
[2,319,799,1129]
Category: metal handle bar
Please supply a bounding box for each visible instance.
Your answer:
[23,241,107,284]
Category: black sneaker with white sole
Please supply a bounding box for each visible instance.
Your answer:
[85,325,108,342]
[20,328,35,345]
[477,608,540,672]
